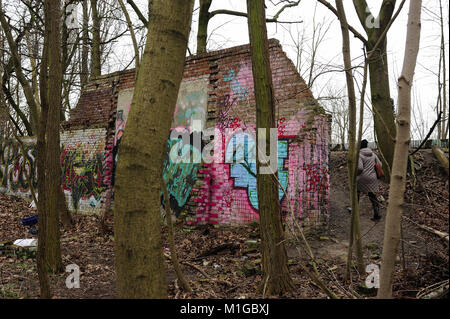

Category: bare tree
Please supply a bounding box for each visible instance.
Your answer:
[335,0,364,275]
[378,0,422,298]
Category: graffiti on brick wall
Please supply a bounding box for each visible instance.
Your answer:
[61,144,105,210]
[162,134,202,216]
[173,76,209,129]
[104,66,329,225]
[59,130,106,212]
[0,139,37,195]
[217,94,242,130]
[224,68,250,100]
[0,130,107,213]
[304,163,328,192]
[193,109,330,225]
[113,78,208,212]
[225,132,288,211]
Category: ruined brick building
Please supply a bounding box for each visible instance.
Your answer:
[0,39,330,227]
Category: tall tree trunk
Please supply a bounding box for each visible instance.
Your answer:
[37,0,50,296]
[114,0,194,298]
[90,0,101,78]
[81,0,89,86]
[247,0,293,295]
[352,0,397,181]
[439,0,447,139]
[367,38,396,180]
[45,0,64,273]
[378,0,422,298]
[163,184,191,292]
[335,0,365,276]
[197,0,212,54]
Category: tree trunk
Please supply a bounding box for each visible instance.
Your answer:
[163,184,192,292]
[36,0,51,298]
[44,0,64,273]
[90,0,101,78]
[113,0,194,298]
[352,0,398,181]
[197,0,212,54]
[432,145,449,176]
[118,0,139,74]
[438,0,448,139]
[58,187,73,227]
[367,38,396,181]
[81,0,89,86]
[247,0,293,295]
[378,0,422,298]
[335,0,364,276]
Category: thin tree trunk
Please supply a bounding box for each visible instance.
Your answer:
[58,187,73,227]
[81,0,89,86]
[163,184,192,292]
[439,0,447,139]
[378,0,422,298]
[335,0,364,276]
[247,0,293,295]
[0,9,38,135]
[90,0,101,78]
[37,0,51,297]
[44,0,64,273]
[197,0,212,54]
[118,0,139,74]
[114,0,194,298]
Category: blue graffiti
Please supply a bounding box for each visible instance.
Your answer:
[224,69,249,100]
[225,133,288,210]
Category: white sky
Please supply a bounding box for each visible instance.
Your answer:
[112,0,449,142]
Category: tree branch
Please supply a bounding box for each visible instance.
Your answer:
[209,9,302,24]
[317,0,367,45]
[126,0,148,26]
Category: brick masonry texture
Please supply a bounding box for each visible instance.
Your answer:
[4,40,331,225]
[0,128,107,214]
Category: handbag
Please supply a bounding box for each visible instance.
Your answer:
[375,161,384,179]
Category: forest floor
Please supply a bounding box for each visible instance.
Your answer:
[0,149,448,299]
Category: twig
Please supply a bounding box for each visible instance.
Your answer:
[410,111,442,156]
[403,216,449,243]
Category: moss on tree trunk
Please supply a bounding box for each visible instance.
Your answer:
[367,39,396,181]
[247,0,293,295]
[113,0,194,298]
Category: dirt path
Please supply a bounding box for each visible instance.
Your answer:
[326,152,431,267]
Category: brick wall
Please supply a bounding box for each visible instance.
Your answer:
[59,39,330,225]
[0,128,107,214]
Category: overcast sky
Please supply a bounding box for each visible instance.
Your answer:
[112,0,449,142]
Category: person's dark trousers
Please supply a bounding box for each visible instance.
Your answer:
[357,191,380,220]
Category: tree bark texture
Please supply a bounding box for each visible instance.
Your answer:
[335,0,364,276]
[352,0,397,180]
[247,0,293,295]
[44,0,64,273]
[113,0,194,298]
[378,0,422,298]
[90,0,101,77]
[197,0,212,54]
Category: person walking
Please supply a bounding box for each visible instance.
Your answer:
[357,139,382,221]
